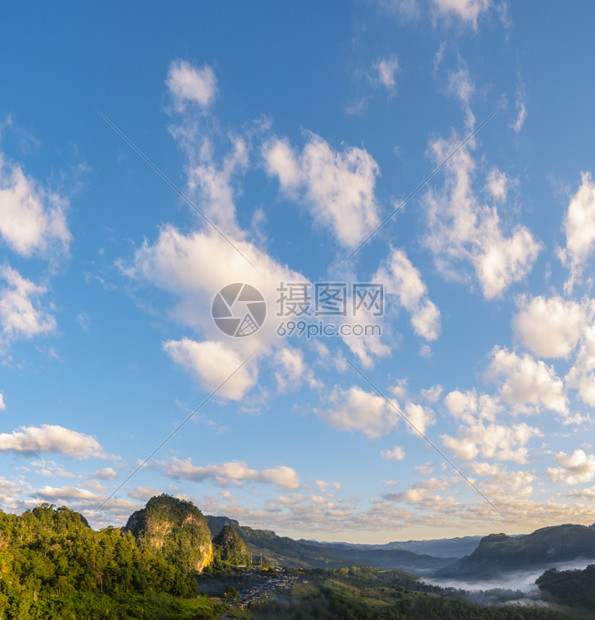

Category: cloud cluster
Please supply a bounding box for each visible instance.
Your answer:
[160,457,300,489]
[0,266,56,347]
[441,420,541,463]
[375,248,441,340]
[0,152,70,258]
[167,60,217,110]
[547,449,595,485]
[488,347,568,416]
[432,0,491,29]
[0,424,107,459]
[320,386,399,439]
[558,173,595,292]
[424,139,541,299]
[262,133,381,248]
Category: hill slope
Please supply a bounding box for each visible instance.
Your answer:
[437,523,595,579]
[125,494,213,573]
[205,515,455,572]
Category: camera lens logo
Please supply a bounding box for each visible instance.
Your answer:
[212,283,266,337]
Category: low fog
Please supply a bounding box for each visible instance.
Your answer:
[423,558,595,607]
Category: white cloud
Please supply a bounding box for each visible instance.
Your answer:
[404,402,435,436]
[424,141,541,299]
[547,449,595,485]
[32,459,75,479]
[0,424,107,458]
[420,384,443,403]
[263,133,381,248]
[432,0,491,29]
[33,485,98,501]
[442,421,541,464]
[161,456,300,489]
[320,386,399,438]
[486,168,509,202]
[471,462,535,499]
[374,248,441,340]
[123,223,314,393]
[568,486,595,500]
[274,347,321,392]
[488,347,568,416]
[184,134,249,234]
[124,225,305,340]
[512,98,527,133]
[444,389,500,425]
[0,152,70,258]
[566,323,595,406]
[513,296,587,359]
[558,172,595,292]
[167,60,217,109]
[376,55,400,90]
[381,445,406,460]
[93,467,118,481]
[448,67,475,127]
[0,266,56,346]
[163,338,258,401]
[0,392,5,411]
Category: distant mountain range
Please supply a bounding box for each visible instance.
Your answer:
[206,515,478,573]
[436,523,595,579]
[207,515,595,582]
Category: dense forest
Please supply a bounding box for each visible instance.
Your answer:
[0,498,225,619]
[536,564,595,612]
[0,497,586,619]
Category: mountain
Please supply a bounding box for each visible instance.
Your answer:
[205,515,455,572]
[125,494,213,572]
[302,535,483,559]
[212,523,250,566]
[436,523,595,579]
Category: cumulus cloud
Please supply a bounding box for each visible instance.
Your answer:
[0,152,70,258]
[0,266,56,347]
[558,172,595,292]
[566,323,595,407]
[547,449,595,485]
[444,389,500,425]
[432,0,491,29]
[471,462,535,499]
[513,296,587,359]
[163,338,258,401]
[93,467,118,481]
[404,402,435,436]
[381,445,406,460]
[488,347,568,416]
[262,133,381,248]
[0,392,5,411]
[123,222,316,392]
[33,485,99,502]
[424,141,541,299]
[376,55,400,90]
[160,456,300,489]
[166,60,217,109]
[486,169,510,202]
[442,421,541,464]
[374,248,441,340]
[0,424,107,458]
[274,347,320,392]
[320,386,399,438]
[568,486,595,500]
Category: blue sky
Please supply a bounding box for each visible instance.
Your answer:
[1,1,595,543]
